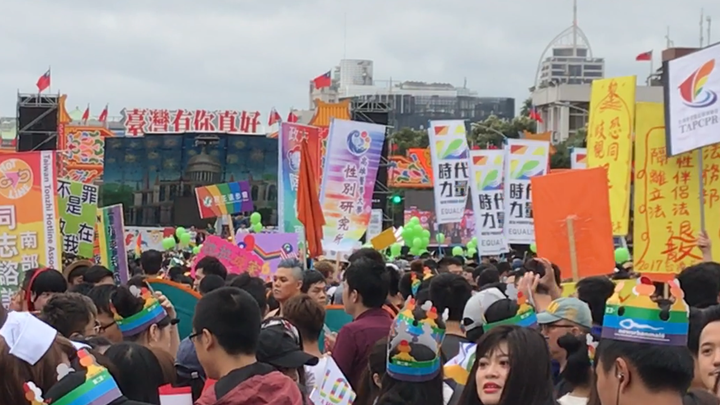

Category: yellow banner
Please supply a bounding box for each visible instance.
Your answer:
[633,102,720,276]
[587,76,636,235]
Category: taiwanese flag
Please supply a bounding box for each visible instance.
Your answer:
[312,71,332,89]
[635,50,652,61]
[36,69,51,93]
[82,105,90,122]
[98,104,109,122]
[529,107,543,123]
[287,111,298,123]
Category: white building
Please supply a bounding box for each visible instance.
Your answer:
[532,84,664,143]
[529,0,662,143]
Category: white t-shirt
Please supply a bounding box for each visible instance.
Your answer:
[558,394,588,405]
[305,356,328,392]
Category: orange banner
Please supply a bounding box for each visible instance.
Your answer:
[532,168,614,280]
[0,151,61,306]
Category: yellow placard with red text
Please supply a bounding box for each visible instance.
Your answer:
[0,151,61,307]
[633,102,720,277]
[586,76,636,236]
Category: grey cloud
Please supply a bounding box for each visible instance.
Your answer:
[0,0,718,117]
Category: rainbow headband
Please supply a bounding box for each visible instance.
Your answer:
[113,286,168,337]
[602,277,689,347]
[24,349,122,405]
[387,298,447,382]
[410,268,434,297]
[483,292,537,331]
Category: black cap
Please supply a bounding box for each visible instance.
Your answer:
[257,324,319,369]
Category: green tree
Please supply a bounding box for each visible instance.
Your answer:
[520,97,532,117]
[549,129,588,169]
[469,115,537,148]
[388,128,428,155]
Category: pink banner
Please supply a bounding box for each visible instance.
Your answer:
[191,235,263,277]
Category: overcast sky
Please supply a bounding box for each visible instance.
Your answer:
[0,0,718,119]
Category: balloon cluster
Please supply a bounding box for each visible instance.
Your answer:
[250,212,263,233]
[449,237,478,258]
[162,227,193,251]
[401,217,431,256]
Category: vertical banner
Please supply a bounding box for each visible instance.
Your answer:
[57,179,98,258]
[503,139,549,244]
[570,148,587,169]
[428,120,470,224]
[366,209,383,242]
[586,76,636,235]
[97,204,129,284]
[468,150,508,255]
[664,44,720,156]
[278,123,322,233]
[319,119,386,250]
[0,151,60,307]
[633,102,709,277]
[194,181,254,219]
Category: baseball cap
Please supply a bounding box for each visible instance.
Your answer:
[462,287,507,332]
[511,259,524,270]
[536,297,593,329]
[258,318,319,369]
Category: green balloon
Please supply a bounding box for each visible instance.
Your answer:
[436,233,446,244]
[390,243,402,256]
[402,227,413,240]
[421,229,431,239]
[162,237,176,250]
[250,212,262,225]
[467,247,477,257]
[410,247,421,256]
[467,240,477,249]
[421,237,430,248]
[412,238,422,249]
[175,227,186,238]
[252,223,263,233]
[614,247,630,264]
[409,216,420,225]
[192,246,200,254]
[529,243,537,253]
[452,246,464,256]
[179,233,192,246]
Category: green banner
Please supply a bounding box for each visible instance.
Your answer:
[57,179,99,258]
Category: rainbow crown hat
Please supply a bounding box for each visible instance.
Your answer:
[410,269,434,297]
[602,277,689,347]
[483,291,538,331]
[387,298,447,382]
[24,349,122,405]
[112,286,167,337]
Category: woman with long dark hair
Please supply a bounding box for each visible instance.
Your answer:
[456,325,556,405]
[355,338,388,405]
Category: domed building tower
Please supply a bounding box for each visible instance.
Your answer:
[184,147,221,185]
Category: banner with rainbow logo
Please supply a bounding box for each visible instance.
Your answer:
[503,139,549,244]
[570,147,587,169]
[194,181,254,219]
[468,150,508,255]
[428,120,470,224]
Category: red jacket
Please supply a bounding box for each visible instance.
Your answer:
[195,363,303,405]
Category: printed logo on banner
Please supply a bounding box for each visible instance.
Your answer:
[508,145,547,179]
[679,60,717,108]
[0,159,33,200]
[473,155,503,191]
[435,139,469,159]
[346,130,371,156]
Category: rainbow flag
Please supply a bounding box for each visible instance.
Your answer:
[194,181,254,219]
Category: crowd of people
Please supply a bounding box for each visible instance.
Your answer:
[2,242,720,405]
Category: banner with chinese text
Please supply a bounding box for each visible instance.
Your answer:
[97,204,129,284]
[234,232,299,281]
[57,179,98,258]
[192,235,263,277]
[428,120,469,224]
[570,148,587,169]
[633,102,720,277]
[319,119,386,250]
[0,151,60,307]
[587,76,636,235]
[278,123,323,233]
[120,108,265,137]
[194,181,254,219]
[503,139,549,244]
[468,150,508,255]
